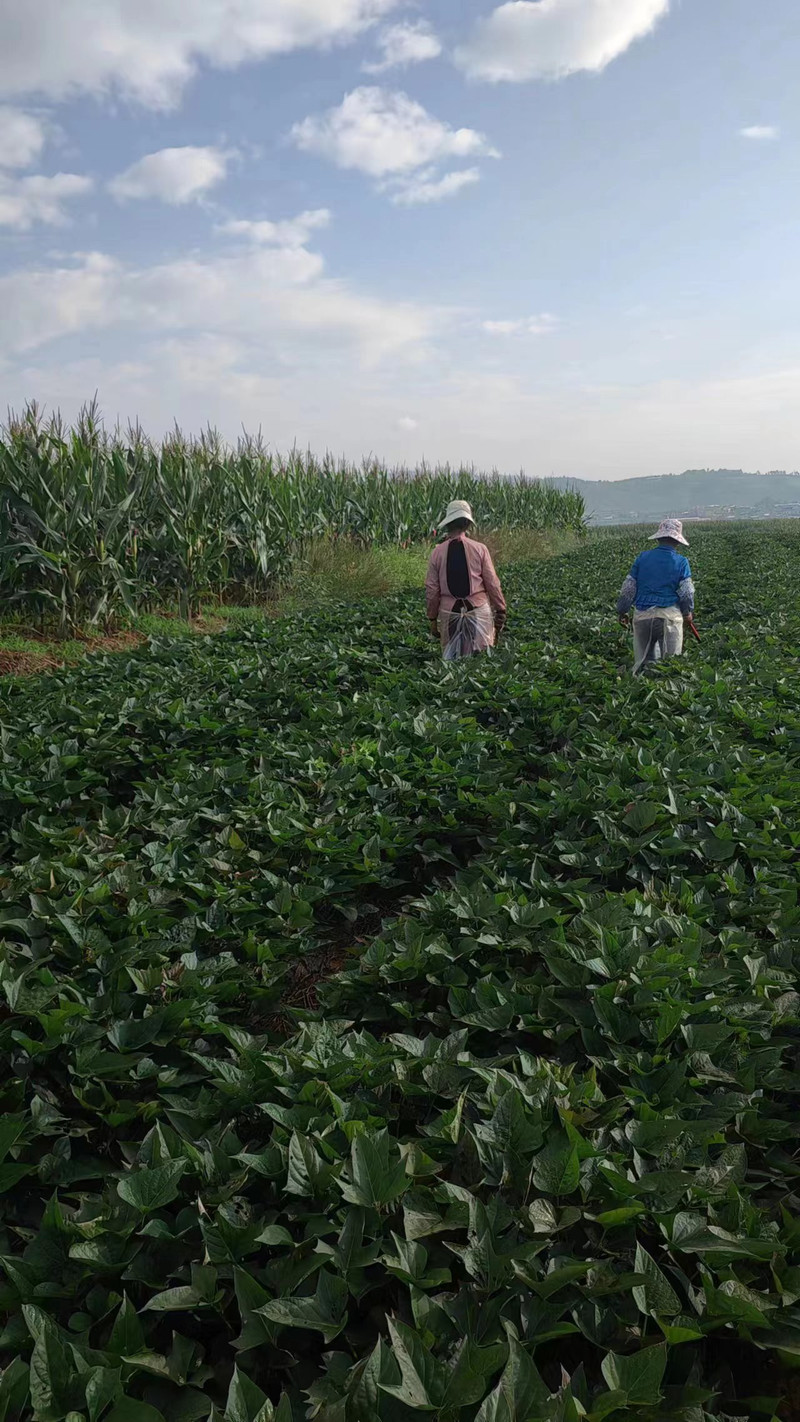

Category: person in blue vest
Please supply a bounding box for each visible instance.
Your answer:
[617,518,696,674]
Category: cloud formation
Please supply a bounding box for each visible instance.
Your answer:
[219,210,332,246]
[363,21,442,74]
[456,0,670,82]
[109,147,232,205]
[483,314,559,335]
[0,173,92,229]
[0,107,47,168]
[0,0,399,108]
[0,102,90,228]
[0,213,437,367]
[740,125,780,141]
[292,86,498,204]
[392,167,481,206]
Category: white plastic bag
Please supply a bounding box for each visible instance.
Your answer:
[440,604,495,661]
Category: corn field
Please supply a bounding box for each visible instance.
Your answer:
[0,404,586,631]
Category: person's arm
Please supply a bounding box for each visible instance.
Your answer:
[617,558,639,621]
[481,547,507,613]
[481,547,507,636]
[677,558,695,619]
[425,549,441,636]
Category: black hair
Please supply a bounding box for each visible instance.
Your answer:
[446,538,471,599]
[445,517,473,534]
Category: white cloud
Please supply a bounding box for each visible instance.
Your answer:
[0,106,47,168]
[292,87,497,177]
[455,0,670,82]
[0,172,93,229]
[483,314,558,335]
[219,209,331,246]
[363,21,442,73]
[109,146,232,205]
[0,0,399,109]
[292,87,498,204]
[397,414,418,430]
[740,125,780,141]
[391,167,481,205]
[0,218,438,366]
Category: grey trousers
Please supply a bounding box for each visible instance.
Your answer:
[633,606,684,675]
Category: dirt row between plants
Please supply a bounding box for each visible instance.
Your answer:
[0,631,147,677]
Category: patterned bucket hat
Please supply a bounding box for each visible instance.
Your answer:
[650,518,689,547]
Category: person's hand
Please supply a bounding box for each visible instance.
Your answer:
[429,619,439,640]
[619,614,630,629]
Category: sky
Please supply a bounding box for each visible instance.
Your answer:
[0,0,798,480]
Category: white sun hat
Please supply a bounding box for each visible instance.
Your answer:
[650,517,689,547]
[439,499,475,530]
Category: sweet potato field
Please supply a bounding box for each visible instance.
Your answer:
[1,522,800,1422]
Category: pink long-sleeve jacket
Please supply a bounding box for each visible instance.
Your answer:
[425,534,507,621]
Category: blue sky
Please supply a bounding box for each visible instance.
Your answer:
[0,0,797,479]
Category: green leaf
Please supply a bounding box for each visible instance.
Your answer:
[532,1131,580,1197]
[657,1316,704,1344]
[0,1360,30,1422]
[477,1089,543,1165]
[117,1161,186,1212]
[339,1130,409,1210]
[0,1117,25,1165]
[0,1164,32,1196]
[594,1206,645,1228]
[631,1244,681,1318]
[441,1341,499,1413]
[601,1344,667,1405]
[233,1268,277,1351]
[27,1311,72,1422]
[383,1233,450,1289]
[106,1401,166,1422]
[107,1298,145,1359]
[380,1318,441,1410]
[142,1286,205,1312]
[286,1132,334,1198]
[623,803,659,833]
[85,1369,123,1422]
[528,1201,581,1236]
[225,1366,269,1422]
[255,1226,293,1248]
[350,1339,398,1422]
[476,1331,550,1421]
[259,1270,348,1344]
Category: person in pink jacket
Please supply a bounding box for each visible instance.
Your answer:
[425,500,507,660]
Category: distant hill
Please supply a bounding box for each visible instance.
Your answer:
[544,470,800,525]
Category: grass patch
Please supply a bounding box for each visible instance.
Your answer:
[484,526,583,565]
[278,539,429,605]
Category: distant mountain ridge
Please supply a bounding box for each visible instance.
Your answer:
[544,470,800,525]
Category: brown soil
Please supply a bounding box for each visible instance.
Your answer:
[0,649,62,676]
[188,614,227,634]
[80,631,145,652]
[258,944,350,1038]
[0,631,145,678]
